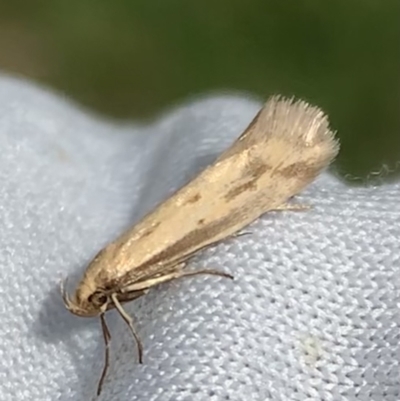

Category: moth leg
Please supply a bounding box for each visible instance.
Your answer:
[121,268,233,293]
[120,263,187,293]
[171,268,234,281]
[226,205,308,243]
[229,231,252,238]
[97,314,112,396]
[273,202,311,211]
[111,293,143,364]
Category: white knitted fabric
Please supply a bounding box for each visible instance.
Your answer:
[0,74,399,401]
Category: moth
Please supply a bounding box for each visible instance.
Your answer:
[61,96,339,395]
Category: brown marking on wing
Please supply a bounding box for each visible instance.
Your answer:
[141,214,237,266]
[277,162,317,179]
[183,192,202,205]
[225,160,270,202]
[198,219,205,225]
[246,160,270,180]
[224,181,258,201]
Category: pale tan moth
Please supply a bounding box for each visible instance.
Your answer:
[61,95,339,395]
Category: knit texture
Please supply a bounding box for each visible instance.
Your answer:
[0,75,399,401]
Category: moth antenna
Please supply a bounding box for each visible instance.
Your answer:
[97,314,112,396]
[111,293,144,364]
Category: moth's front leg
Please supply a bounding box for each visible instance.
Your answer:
[120,265,232,293]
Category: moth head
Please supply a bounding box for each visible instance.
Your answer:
[61,278,109,317]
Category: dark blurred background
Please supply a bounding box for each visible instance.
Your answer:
[1,0,399,182]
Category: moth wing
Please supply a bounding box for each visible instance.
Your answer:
[103,96,339,288]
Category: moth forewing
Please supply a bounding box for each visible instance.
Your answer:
[62,95,339,395]
[105,96,338,287]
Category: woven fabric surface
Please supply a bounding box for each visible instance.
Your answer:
[0,74,399,401]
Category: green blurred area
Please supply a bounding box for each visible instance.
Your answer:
[1,0,399,182]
